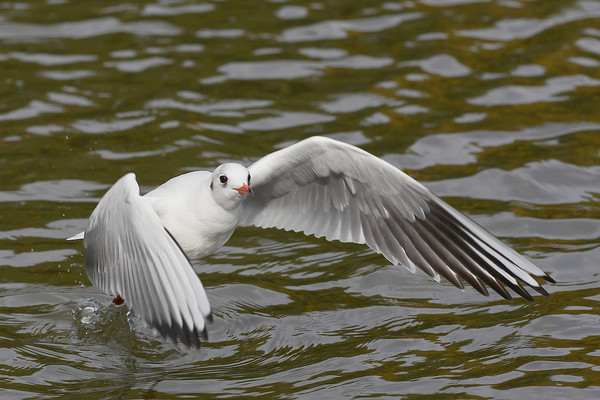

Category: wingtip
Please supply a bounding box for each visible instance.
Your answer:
[531,284,550,297]
[498,288,513,301]
[67,231,85,241]
[200,327,209,342]
[150,318,207,348]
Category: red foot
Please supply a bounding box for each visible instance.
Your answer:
[112,295,125,305]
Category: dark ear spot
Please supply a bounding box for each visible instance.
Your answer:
[210,181,213,190]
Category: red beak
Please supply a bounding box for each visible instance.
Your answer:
[234,183,252,195]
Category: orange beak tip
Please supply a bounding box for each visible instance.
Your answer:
[235,183,252,195]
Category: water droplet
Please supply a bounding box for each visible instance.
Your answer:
[126,310,138,332]
[72,298,102,332]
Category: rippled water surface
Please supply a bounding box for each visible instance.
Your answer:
[1,0,600,398]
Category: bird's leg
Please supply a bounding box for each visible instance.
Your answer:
[112,294,125,305]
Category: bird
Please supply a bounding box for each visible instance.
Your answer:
[69,136,554,346]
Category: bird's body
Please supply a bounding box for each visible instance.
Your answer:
[144,171,242,259]
[71,136,554,346]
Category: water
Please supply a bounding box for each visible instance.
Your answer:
[1,0,599,398]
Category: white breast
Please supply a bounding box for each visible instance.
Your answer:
[144,171,242,259]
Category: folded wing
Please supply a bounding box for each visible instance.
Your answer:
[84,173,212,346]
[240,136,553,300]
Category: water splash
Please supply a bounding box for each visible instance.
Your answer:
[71,298,104,333]
[126,310,138,333]
[71,298,139,340]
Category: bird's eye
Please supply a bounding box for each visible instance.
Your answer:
[247,173,251,186]
[219,174,228,184]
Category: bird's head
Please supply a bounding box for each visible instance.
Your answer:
[210,163,252,210]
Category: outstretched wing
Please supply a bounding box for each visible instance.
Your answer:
[84,173,212,346]
[240,136,553,300]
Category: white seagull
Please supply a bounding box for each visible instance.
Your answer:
[69,136,553,346]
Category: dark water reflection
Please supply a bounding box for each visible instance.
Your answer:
[1,0,600,398]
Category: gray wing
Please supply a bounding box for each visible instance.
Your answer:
[84,173,212,346]
[240,136,553,300]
